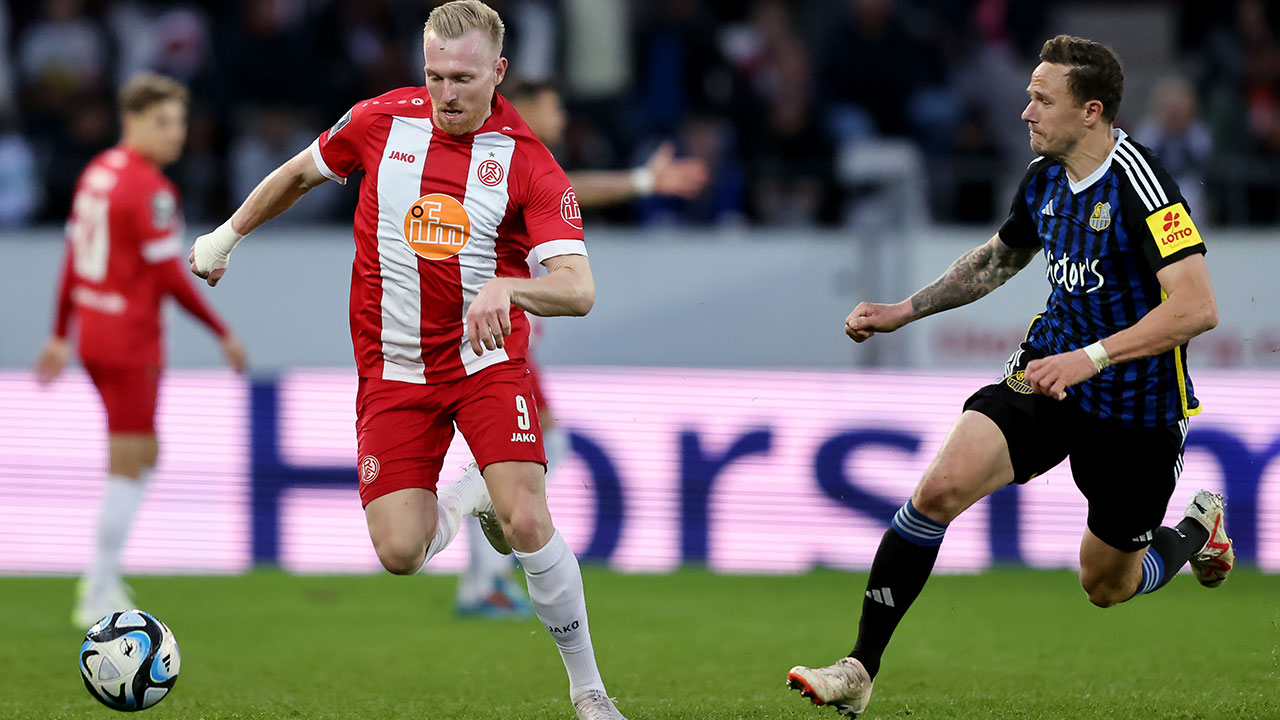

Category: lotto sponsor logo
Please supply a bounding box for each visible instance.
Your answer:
[477,159,504,187]
[403,193,471,260]
[359,455,380,484]
[1146,203,1204,258]
[561,188,582,229]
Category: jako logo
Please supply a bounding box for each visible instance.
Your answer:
[511,432,537,443]
[547,620,580,634]
[389,150,415,163]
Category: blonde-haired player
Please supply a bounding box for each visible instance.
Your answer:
[191,2,627,717]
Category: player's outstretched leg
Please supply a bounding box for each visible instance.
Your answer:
[77,433,157,628]
[76,472,147,627]
[788,410,1013,715]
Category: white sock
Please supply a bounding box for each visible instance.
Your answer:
[87,471,150,592]
[423,487,465,567]
[516,530,605,699]
[458,516,516,603]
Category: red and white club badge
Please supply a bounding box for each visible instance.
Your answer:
[359,455,380,484]
[477,159,504,187]
[560,188,582,229]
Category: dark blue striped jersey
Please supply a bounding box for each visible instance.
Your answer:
[998,129,1207,427]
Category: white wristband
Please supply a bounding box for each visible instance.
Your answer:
[1083,341,1112,372]
[630,166,656,197]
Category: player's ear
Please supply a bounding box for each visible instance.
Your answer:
[1082,99,1105,127]
[494,57,508,85]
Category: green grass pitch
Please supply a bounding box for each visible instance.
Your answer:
[1,568,1275,719]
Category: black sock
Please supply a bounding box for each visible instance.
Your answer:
[848,527,941,679]
[1145,517,1209,593]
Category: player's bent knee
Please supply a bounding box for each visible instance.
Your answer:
[1080,574,1129,608]
[500,505,553,549]
[913,475,969,523]
[371,536,426,575]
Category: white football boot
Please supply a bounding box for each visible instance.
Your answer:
[572,689,628,720]
[445,463,511,555]
[1183,490,1234,588]
[73,579,134,629]
[787,657,874,718]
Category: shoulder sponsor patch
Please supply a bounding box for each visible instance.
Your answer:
[1145,202,1203,258]
[151,190,176,230]
[329,108,352,137]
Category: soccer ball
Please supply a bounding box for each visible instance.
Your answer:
[79,610,180,711]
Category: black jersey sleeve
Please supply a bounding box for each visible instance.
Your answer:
[998,158,1046,249]
[1114,138,1207,273]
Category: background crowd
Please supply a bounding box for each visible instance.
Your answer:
[2,0,1278,230]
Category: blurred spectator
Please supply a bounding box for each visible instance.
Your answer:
[4,0,1280,229]
[1135,75,1212,217]
[170,108,225,225]
[0,0,15,116]
[732,0,838,224]
[0,110,38,226]
[39,91,115,221]
[17,0,109,102]
[229,106,345,225]
[817,0,938,142]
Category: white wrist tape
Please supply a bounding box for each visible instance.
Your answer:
[1083,341,1112,372]
[630,166,656,197]
[193,219,244,274]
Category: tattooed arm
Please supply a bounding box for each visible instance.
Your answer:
[844,234,1040,343]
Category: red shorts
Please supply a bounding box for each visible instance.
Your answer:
[84,363,161,434]
[355,360,546,506]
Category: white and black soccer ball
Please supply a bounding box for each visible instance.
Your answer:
[79,610,180,712]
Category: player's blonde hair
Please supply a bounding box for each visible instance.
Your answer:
[119,72,189,115]
[424,0,505,54]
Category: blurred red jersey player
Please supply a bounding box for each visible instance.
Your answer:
[35,72,247,629]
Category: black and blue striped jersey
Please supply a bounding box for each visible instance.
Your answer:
[998,129,1207,427]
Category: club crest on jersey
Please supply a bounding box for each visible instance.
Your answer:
[359,455,380,484]
[1089,201,1112,231]
[477,159,504,187]
[1005,370,1033,395]
[403,193,471,260]
[561,188,582,229]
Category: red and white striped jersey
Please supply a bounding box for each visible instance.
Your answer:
[311,87,586,384]
[52,145,228,366]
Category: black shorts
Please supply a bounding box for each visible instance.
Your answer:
[963,353,1189,553]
